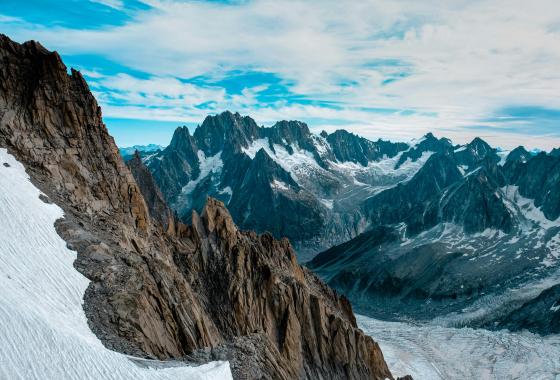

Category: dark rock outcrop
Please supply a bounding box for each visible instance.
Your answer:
[0,34,396,380]
[505,146,531,164]
[326,129,407,166]
[126,151,176,233]
[264,120,329,164]
[148,126,200,203]
[503,152,560,221]
[194,111,260,156]
[227,148,325,242]
[496,284,560,334]
[363,152,513,236]
[395,132,453,168]
[363,154,463,234]
[453,137,499,169]
[439,166,513,234]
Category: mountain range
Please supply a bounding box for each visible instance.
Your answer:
[134,112,428,259]
[119,144,163,161]
[123,112,560,336]
[309,137,560,335]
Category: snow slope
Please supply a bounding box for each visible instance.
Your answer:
[0,148,232,380]
[358,315,560,380]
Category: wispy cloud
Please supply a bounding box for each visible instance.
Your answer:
[89,0,124,10]
[0,14,21,23]
[1,0,560,148]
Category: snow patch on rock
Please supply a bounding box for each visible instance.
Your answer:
[242,138,326,183]
[271,180,290,191]
[241,138,269,159]
[320,198,334,209]
[502,185,559,230]
[183,151,223,195]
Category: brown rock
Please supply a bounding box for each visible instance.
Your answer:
[126,151,176,234]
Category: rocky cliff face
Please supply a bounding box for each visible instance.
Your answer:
[395,132,452,168]
[505,146,531,164]
[503,152,560,220]
[226,148,325,242]
[0,34,398,379]
[126,151,176,233]
[326,129,407,166]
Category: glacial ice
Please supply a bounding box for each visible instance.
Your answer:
[358,315,560,380]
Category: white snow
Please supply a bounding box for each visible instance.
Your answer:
[271,179,290,191]
[320,198,334,209]
[497,150,510,166]
[219,186,232,196]
[241,138,269,159]
[141,152,158,162]
[311,134,331,158]
[181,151,223,197]
[454,145,467,153]
[358,315,560,380]
[0,148,232,380]
[501,185,559,230]
[242,138,324,184]
[242,138,431,203]
[464,166,482,177]
[329,151,433,189]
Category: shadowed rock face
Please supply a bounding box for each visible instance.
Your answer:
[497,283,560,334]
[395,132,453,168]
[326,129,407,166]
[506,146,531,164]
[126,151,176,233]
[148,126,201,203]
[503,152,560,221]
[226,148,325,242]
[0,34,397,380]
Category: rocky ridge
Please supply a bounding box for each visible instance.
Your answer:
[309,135,560,335]
[142,111,423,259]
[0,34,399,379]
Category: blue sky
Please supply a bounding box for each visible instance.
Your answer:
[1,0,560,149]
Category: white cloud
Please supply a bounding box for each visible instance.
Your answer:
[3,0,560,148]
[89,0,124,10]
[0,14,22,23]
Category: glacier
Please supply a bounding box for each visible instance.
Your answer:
[0,148,232,380]
[358,315,560,379]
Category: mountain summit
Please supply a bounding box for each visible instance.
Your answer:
[143,113,422,258]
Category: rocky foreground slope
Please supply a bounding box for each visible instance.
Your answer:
[0,34,400,379]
